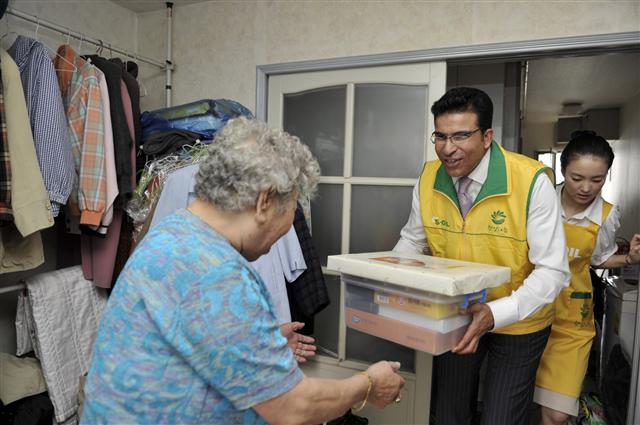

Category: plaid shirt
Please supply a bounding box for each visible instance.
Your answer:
[55,45,106,226]
[0,68,12,221]
[8,36,75,217]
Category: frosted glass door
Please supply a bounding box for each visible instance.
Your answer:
[268,62,446,371]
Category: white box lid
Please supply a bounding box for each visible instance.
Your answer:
[327,251,511,296]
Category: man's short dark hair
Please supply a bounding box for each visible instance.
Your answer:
[431,87,493,131]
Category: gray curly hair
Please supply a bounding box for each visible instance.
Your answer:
[194,117,320,212]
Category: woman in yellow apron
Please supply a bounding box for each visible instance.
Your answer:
[534,130,640,425]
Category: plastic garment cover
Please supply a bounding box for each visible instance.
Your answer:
[141,99,253,141]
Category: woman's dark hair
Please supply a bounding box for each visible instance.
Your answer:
[560,130,614,171]
[431,87,493,131]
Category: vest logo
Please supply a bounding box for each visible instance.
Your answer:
[491,210,506,225]
[432,216,450,228]
[567,247,581,259]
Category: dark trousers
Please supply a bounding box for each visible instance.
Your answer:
[434,326,551,425]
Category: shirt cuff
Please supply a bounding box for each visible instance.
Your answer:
[80,210,104,226]
[488,296,519,331]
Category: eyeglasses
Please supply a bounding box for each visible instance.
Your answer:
[430,128,483,145]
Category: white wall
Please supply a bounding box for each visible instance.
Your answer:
[137,1,640,113]
[0,0,140,354]
[602,93,640,240]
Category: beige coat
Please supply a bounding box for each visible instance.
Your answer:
[1,49,54,273]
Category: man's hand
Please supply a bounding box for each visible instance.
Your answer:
[452,303,494,354]
[280,322,317,363]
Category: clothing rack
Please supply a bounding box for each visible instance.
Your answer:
[0,281,25,295]
[5,5,174,106]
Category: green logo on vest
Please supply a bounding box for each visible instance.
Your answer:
[432,216,450,228]
[491,210,506,225]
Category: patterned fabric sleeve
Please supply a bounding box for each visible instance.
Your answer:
[28,46,75,215]
[66,63,106,226]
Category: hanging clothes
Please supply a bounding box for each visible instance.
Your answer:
[83,55,133,198]
[251,226,306,323]
[14,266,108,425]
[0,49,53,274]
[93,68,118,230]
[0,66,12,222]
[7,36,74,217]
[54,45,106,228]
[126,143,210,243]
[287,203,330,333]
[110,58,141,148]
[80,77,137,288]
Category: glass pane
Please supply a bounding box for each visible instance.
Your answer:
[350,185,414,253]
[310,184,343,266]
[283,86,346,176]
[313,274,340,357]
[346,328,415,372]
[353,84,427,178]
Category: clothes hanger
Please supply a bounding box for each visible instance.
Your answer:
[26,17,79,73]
[138,78,148,97]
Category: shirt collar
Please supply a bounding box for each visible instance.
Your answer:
[452,145,492,186]
[556,184,604,225]
[7,35,38,70]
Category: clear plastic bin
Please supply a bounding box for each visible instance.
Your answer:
[345,307,467,355]
[343,274,475,354]
[344,274,484,319]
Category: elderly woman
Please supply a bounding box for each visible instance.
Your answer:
[81,117,405,425]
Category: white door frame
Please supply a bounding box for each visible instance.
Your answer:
[256,31,639,121]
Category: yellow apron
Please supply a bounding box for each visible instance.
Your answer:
[535,201,613,397]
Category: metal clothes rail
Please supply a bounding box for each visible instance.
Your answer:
[0,282,25,295]
[5,4,175,106]
[6,7,165,69]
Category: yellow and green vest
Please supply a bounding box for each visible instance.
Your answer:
[419,141,554,335]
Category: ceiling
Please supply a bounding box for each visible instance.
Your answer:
[525,52,640,123]
[111,0,208,13]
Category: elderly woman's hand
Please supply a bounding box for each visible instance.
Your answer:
[280,322,317,363]
[365,361,405,408]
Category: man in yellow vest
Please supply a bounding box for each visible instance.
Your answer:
[394,87,571,425]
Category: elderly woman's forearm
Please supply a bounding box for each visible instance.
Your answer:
[253,375,369,425]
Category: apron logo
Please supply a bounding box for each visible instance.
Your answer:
[574,303,592,328]
[491,210,506,225]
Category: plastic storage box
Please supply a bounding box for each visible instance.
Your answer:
[328,252,512,355]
